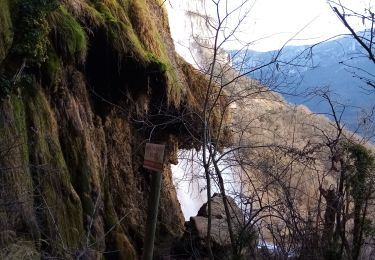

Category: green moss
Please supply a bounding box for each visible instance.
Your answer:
[146,53,181,105]
[104,183,136,260]
[10,95,25,131]
[42,48,61,86]
[24,84,84,255]
[3,0,182,104]
[60,134,95,223]
[96,1,148,62]
[147,53,167,73]
[9,95,29,163]
[129,0,181,105]
[113,232,137,260]
[90,0,182,105]
[48,5,88,63]
[0,0,13,62]
[164,65,181,106]
[6,94,30,171]
[0,94,42,244]
[100,6,118,24]
[104,181,118,230]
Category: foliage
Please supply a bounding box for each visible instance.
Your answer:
[0,0,57,98]
[0,72,33,97]
[346,142,375,259]
[12,0,58,65]
[0,74,12,97]
[346,143,375,203]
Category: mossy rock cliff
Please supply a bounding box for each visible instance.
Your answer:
[0,0,209,258]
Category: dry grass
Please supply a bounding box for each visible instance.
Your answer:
[129,0,181,105]
[61,0,104,27]
[95,0,147,59]
[0,0,13,63]
[178,57,208,110]
[130,0,162,55]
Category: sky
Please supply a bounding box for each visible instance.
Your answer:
[239,0,372,51]
[167,0,374,219]
[167,0,373,51]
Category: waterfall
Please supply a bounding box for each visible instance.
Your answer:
[171,161,206,220]
[171,149,241,220]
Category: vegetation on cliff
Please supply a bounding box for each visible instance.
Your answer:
[0,0,184,105]
[0,0,210,259]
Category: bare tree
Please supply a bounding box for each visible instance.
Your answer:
[166,1,375,259]
[328,0,375,90]
[328,0,375,64]
[166,1,335,259]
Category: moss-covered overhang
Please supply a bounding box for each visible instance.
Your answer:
[0,0,229,149]
[0,0,181,105]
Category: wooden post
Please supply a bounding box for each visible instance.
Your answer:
[142,143,165,260]
[142,170,162,260]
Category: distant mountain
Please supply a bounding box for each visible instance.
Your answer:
[231,32,375,131]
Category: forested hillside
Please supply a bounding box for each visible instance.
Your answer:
[231,31,375,131]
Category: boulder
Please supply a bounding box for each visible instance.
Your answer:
[197,193,244,220]
[173,193,251,259]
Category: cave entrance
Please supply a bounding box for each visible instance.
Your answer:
[85,29,168,117]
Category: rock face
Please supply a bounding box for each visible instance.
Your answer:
[0,0,211,259]
[167,0,232,68]
[174,193,253,259]
[194,193,244,246]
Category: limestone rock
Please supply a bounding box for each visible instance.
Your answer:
[173,193,249,259]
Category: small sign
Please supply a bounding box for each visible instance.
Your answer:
[143,143,165,172]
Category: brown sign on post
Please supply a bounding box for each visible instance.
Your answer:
[143,143,165,172]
